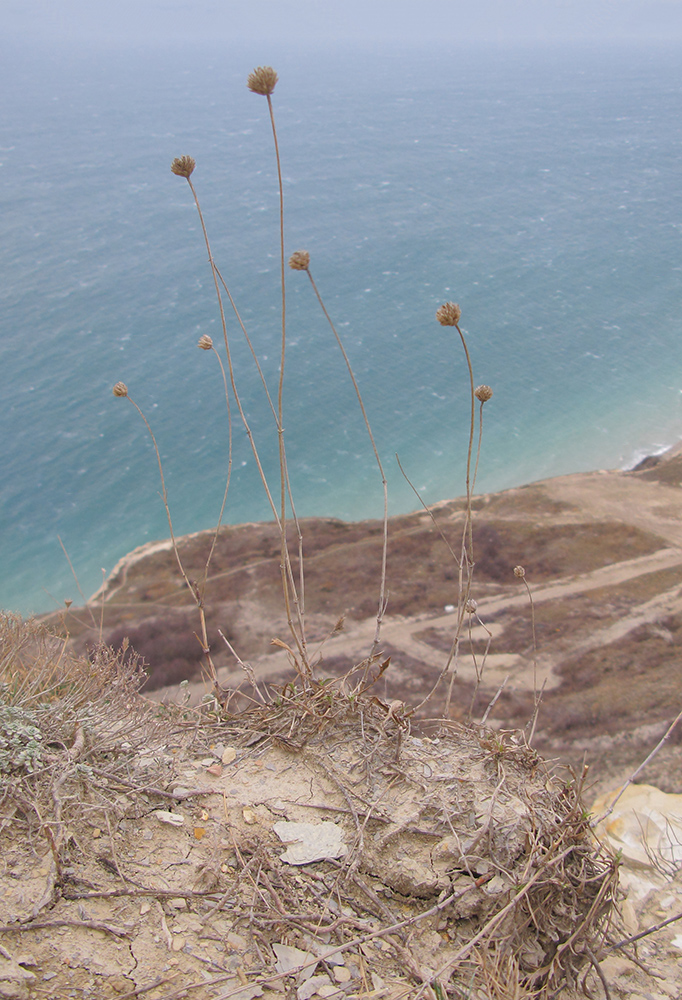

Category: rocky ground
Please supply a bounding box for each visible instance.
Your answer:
[19,443,682,999]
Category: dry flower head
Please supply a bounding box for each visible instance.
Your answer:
[247,66,278,96]
[198,334,213,350]
[288,250,310,271]
[436,302,462,326]
[171,156,196,178]
[514,565,526,579]
[112,382,129,397]
[475,385,493,403]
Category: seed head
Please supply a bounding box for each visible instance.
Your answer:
[112,382,128,398]
[465,599,478,614]
[436,302,462,327]
[198,334,213,350]
[171,156,196,178]
[475,385,493,403]
[247,66,278,96]
[513,565,526,579]
[288,250,310,271]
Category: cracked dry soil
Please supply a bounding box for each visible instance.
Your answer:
[1,694,621,1000]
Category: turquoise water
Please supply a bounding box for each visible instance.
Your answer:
[2,41,682,615]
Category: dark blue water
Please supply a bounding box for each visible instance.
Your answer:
[2,41,682,615]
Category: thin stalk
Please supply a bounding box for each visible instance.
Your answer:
[213,261,308,644]
[183,175,308,670]
[513,565,540,741]
[442,321,477,722]
[57,535,98,628]
[471,398,486,496]
[198,346,232,598]
[593,708,682,825]
[118,390,219,689]
[304,266,389,655]
[453,319,476,616]
[266,92,309,676]
[416,308,483,720]
[395,455,461,565]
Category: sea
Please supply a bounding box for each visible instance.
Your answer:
[2,39,682,616]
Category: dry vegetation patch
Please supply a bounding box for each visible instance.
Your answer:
[0,616,619,1000]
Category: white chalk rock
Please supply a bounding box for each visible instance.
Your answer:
[592,783,682,871]
[273,820,347,865]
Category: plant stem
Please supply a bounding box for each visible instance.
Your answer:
[304,267,389,655]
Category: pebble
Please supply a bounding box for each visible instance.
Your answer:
[297,975,332,1000]
[153,810,185,827]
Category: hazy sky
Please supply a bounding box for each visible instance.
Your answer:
[4,0,682,46]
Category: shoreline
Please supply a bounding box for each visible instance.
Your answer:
[86,440,682,609]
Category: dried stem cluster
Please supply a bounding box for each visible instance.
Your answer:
[110,66,514,733]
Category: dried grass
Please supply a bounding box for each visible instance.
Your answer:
[0,615,617,997]
[184,676,618,999]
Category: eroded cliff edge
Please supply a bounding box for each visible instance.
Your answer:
[51,444,682,790]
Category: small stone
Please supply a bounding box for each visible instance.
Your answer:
[598,956,631,979]
[332,966,351,983]
[297,975,332,1000]
[140,901,151,915]
[242,807,257,825]
[273,821,347,865]
[14,953,37,967]
[171,936,186,952]
[153,810,185,827]
[312,945,345,968]
[317,986,340,998]
[206,763,223,777]
[273,943,317,977]
[169,898,187,910]
[222,747,237,765]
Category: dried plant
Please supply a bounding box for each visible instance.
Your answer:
[288,249,389,661]
[105,63,512,742]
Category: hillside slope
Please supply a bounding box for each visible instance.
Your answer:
[52,445,682,792]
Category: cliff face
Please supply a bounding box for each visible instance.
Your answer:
[53,445,682,790]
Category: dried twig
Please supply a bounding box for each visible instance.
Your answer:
[594,708,682,825]
[0,917,130,938]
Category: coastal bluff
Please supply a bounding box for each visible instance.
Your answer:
[52,443,682,788]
